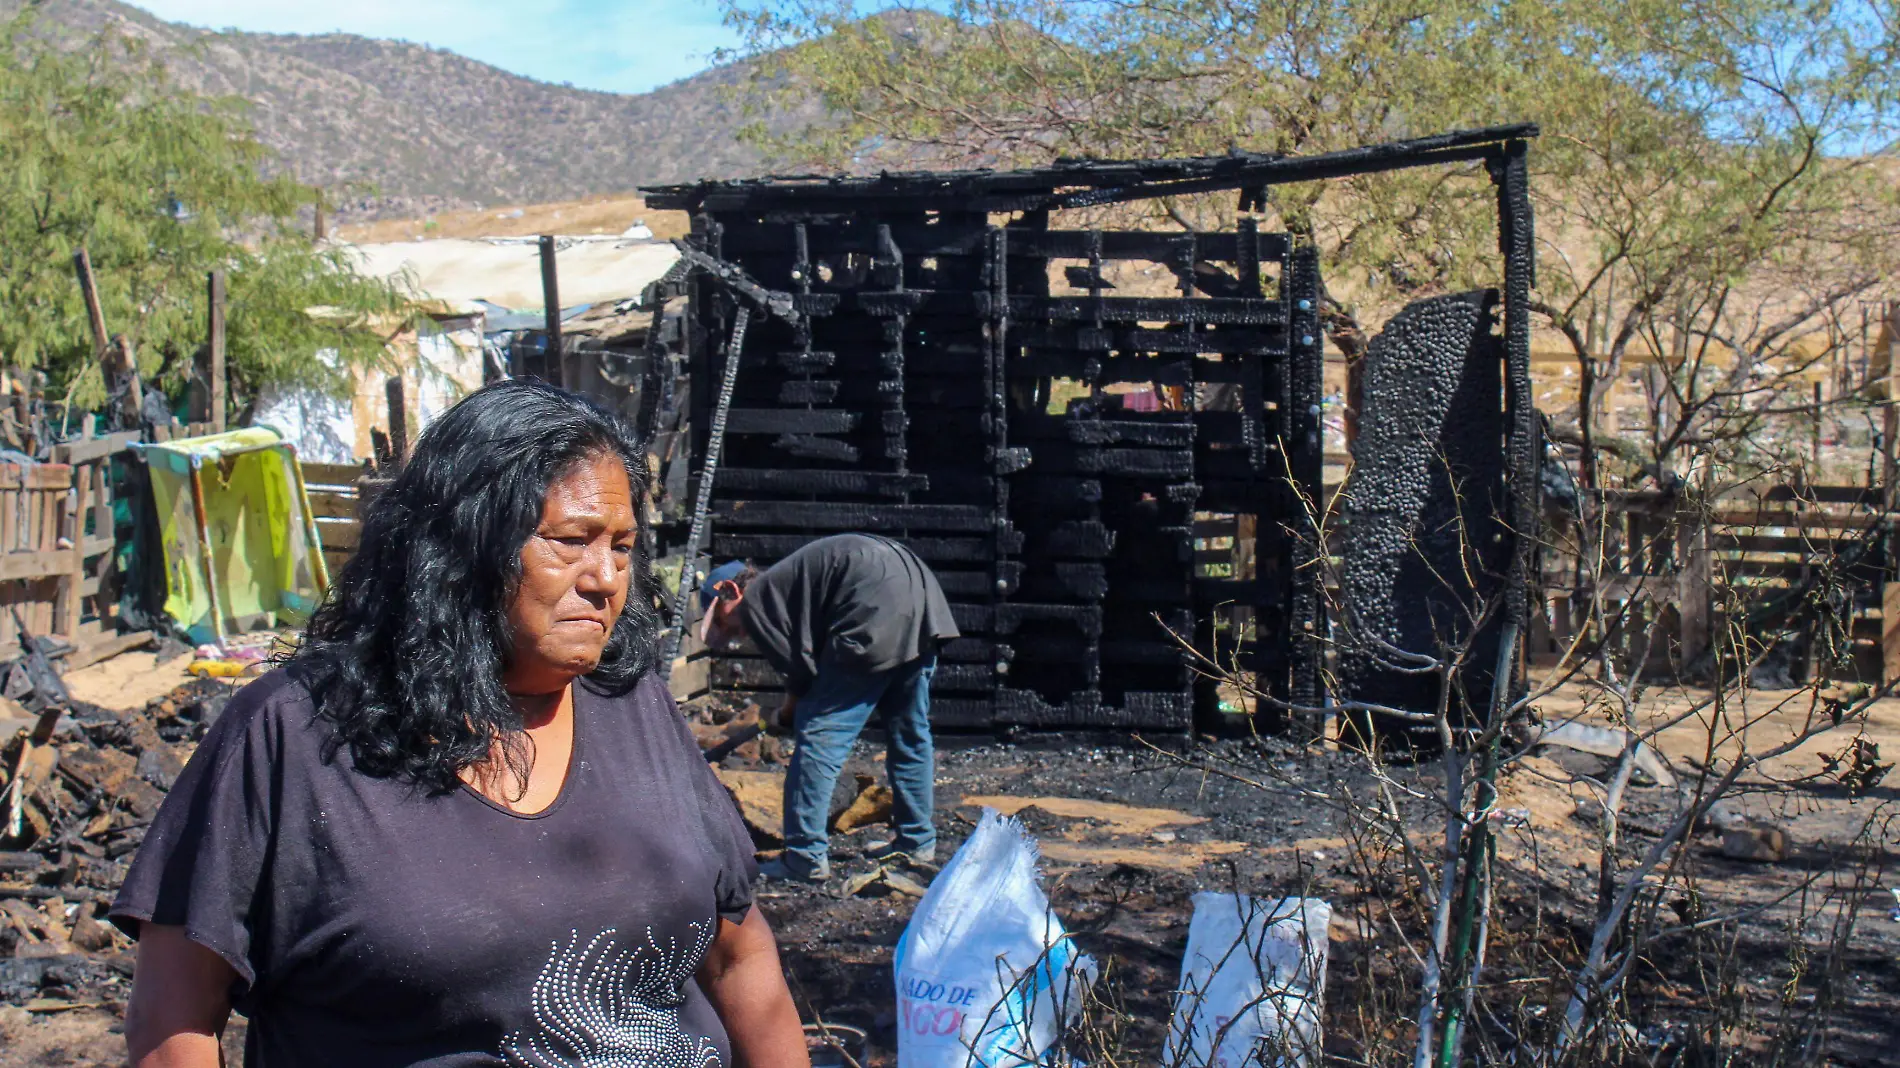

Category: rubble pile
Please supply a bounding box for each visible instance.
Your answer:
[0,673,233,1015]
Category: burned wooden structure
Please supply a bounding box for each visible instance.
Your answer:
[643,125,1540,737]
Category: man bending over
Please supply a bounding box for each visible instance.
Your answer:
[699,534,958,881]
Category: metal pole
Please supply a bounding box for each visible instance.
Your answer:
[662,306,751,676]
[540,235,563,387]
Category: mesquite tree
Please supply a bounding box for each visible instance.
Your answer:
[0,14,409,417]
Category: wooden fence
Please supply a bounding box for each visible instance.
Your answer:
[0,430,152,669]
[300,463,372,581]
[1540,485,1898,682]
[3,424,343,670]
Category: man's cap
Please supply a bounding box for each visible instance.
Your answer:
[697,560,746,644]
[699,560,746,613]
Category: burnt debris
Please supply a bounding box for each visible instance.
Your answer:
[643,126,1540,739]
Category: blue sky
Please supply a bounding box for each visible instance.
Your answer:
[132,0,739,94]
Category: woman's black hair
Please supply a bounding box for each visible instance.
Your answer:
[290,379,662,794]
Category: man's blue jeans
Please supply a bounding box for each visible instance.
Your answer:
[783,652,937,874]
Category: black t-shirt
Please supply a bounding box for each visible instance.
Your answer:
[110,669,757,1067]
[739,533,960,696]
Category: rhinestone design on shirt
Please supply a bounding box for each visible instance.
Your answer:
[502,923,722,1068]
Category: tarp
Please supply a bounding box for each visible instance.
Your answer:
[139,427,329,644]
[343,237,681,310]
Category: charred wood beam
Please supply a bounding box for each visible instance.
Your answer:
[711,227,1290,263]
[644,125,1537,213]
[777,380,840,405]
[672,243,797,320]
[770,435,859,462]
[851,291,1288,326]
[715,469,928,497]
[711,533,1018,563]
[711,500,993,532]
[724,409,858,434]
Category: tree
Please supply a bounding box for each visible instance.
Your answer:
[0,14,409,419]
[723,0,1900,489]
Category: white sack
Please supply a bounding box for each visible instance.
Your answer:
[894,808,1097,1068]
[1162,893,1331,1068]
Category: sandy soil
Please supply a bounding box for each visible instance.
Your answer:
[61,650,194,714]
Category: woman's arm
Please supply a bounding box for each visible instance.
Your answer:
[697,905,810,1068]
[125,923,237,1068]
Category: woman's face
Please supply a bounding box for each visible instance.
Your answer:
[504,452,638,694]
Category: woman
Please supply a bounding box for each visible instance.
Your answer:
[110,381,808,1068]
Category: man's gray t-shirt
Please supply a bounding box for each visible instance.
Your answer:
[111,669,756,1067]
[738,534,959,695]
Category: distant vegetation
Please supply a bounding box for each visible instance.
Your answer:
[4,0,790,220]
[0,14,407,413]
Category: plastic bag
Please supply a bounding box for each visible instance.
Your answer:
[894,808,1097,1068]
[1162,893,1331,1068]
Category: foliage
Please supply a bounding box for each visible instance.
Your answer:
[723,0,1900,486]
[0,14,410,414]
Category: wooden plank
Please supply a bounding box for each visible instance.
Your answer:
[1713,533,1858,553]
[316,519,361,552]
[540,235,563,387]
[36,486,55,635]
[713,501,991,532]
[65,630,155,671]
[207,270,227,433]
[1711,510,1883,529]
[668,655,710,701]
[1883,582,1900,686]
[1,486,16,560]
[1718,560,1875,581]
[25,465,70,491]
[62,466,89,637]
[1745,484,1880,505]
[385,378,409,461]
[1600,574,1676,602]
[301,462,369,486]
[0,466,58,493]
[725,409,860,435]
[50,432,141,465]
[304,493,359,520]
[73,248,109,356]
[1676,518,1711,666]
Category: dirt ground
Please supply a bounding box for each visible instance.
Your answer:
[3,655,1895,1066]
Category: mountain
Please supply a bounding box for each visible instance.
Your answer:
[6,0,795,219]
